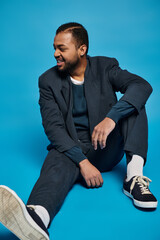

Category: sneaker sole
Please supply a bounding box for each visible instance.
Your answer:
[123,189,158,208]
[0,185,49,240]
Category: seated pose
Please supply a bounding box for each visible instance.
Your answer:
[0,22,158,240]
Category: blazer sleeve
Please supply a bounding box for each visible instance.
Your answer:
[108,58,153,113]
[38,75,78,152]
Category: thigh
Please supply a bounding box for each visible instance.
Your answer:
[86,125,124,172]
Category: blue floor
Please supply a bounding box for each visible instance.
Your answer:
[0,0,160,239]
[0,142,159,240]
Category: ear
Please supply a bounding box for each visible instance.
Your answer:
[79,44,87,56]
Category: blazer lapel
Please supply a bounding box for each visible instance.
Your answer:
[61,77,70,107]
[61,76,79,141]
[84,60,100,136]
[60,57,101,140]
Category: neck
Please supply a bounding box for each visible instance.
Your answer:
[69,56,87,81]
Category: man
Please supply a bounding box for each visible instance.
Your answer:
[0,22,158,240]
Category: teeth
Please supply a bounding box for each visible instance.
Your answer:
[57,60,63,63]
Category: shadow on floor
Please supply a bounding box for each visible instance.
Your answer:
[0,232,19,240]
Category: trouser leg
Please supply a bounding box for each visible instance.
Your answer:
[86,124,124,173]
[27,108,148,224]
[120,107,148,165]
[78,107,148,185]
[27,149,80,224]
[76,124,124,186]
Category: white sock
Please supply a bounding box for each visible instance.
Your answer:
[126,154,144,182]
[27,205,50,228]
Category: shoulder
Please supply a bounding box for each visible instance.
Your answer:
[39,66,58,81]
[38,66,62,88]
[87,55,119,69]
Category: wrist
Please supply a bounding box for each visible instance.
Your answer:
[79,159,89,168]
[105,117,116,126]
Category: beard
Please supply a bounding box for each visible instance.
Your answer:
[57,56,80,74]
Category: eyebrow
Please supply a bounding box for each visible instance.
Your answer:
[53,44,67,48]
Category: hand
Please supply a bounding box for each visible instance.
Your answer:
[92,117,116,150]
[79,159,103,188]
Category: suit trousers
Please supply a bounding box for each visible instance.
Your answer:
[27,107,148,224]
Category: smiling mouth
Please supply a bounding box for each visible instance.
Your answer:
[56,59,64,67]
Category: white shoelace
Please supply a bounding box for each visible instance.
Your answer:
[27,205,36,210]
[130,176,152,195]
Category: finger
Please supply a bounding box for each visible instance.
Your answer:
[95,177,101,188]
[101,132,108,148]
[92,176,102,188]
[99,175,104,186]
[90,178,96,188]
[91,130,96,146]
[91,129,95,140]
[97,132,103,149]
[100,181,103,187]
[86,179,91,188]
[92,131,99,150]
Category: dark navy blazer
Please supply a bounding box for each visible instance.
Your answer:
[38,56,152,153]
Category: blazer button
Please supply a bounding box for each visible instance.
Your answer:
[78,139,81,142]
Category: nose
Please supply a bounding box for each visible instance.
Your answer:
[54,48,60,58]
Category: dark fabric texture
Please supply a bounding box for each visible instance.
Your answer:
[64,146,86,164]
[29,55,152,225]
[71,83,89,130]
[27,107,148,223]
[39,55,152,155]
[106,100,136,123]
[65,89,136,164]
[27,149,80,224]
[63,82,89,164]
[120,107,148,164]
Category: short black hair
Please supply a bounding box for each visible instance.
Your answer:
[56,22,89,54]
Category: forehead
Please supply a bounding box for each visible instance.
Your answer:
[54,32,76,46]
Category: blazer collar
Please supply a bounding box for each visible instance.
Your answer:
[84,57,100,135]
[60,56,100,137]
[61,75,71,108]
[61,75,79,141]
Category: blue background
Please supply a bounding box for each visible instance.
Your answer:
[0,0,160,239]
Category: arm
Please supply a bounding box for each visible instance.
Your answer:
[92,101,135,150]
[64,146,86,164]
[108,58,153,113]
[64,144,103,188]
[106,100,136,123]
[92,58,152,150]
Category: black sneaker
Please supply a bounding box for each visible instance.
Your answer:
[0,185,49,240]
[123,176,158,209]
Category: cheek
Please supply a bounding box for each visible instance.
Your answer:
[64,53,77,62]
[63,52,71,60]
[71,52,80,62]
[62,49,79,63]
